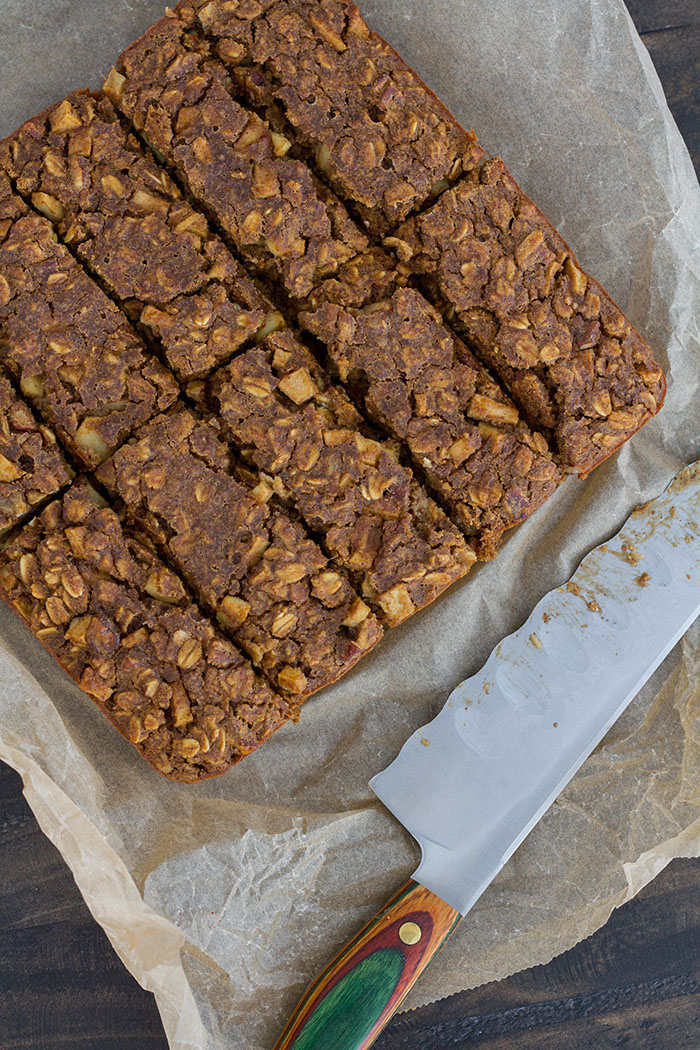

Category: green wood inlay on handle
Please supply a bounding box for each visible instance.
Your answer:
[288,948,404,1050]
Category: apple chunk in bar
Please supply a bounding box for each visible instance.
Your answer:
[0,375,72,534]
[390,158,667,475]
[200,329,476,616]
[95,407,383,697]
[0,173,177,467]
[105,9,369,300]
[0,481,294,781]
[1,93,282,382]
[186,0,484,235]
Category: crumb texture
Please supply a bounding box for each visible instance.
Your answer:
[1,93,279,381]
[0,375,72,533]
[204,327,475,617]
[0,172,177,466]
[109,12,367,299]
[0,482,292,781]
[393,158,666,474]
[187,0,484,233]
[95,407,383,695]
[302,283,562,555]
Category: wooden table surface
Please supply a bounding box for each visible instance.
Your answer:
[1,1,699,1047]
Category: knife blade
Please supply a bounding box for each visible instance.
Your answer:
[274,461,700,1050]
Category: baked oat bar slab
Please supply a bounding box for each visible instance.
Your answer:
[200,328,476,615]
[95,406,382,696]
[1,93,282,381]
[0,173,177,467]
[185,0,484,234]
[0,480,293,781]
[391,158,666,476]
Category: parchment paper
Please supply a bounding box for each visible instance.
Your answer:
[1,1,700,1047]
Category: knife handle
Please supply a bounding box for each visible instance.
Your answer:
[273,880,461,1050]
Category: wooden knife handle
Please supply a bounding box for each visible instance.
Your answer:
[273,880,461,1050]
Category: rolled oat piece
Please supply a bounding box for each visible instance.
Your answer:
[300,286,562,556]
[390,158,667,476]
[95,407,383,695]
[185,0,484,234]
[106,10,368,300]
[0,174,177,467]
[0,375,72,533]
[0,480,293,781]
[201,328,476,612]
[303,246,402,312]
[1,93,282,381]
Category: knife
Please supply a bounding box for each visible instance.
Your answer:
[273,461,700,1050]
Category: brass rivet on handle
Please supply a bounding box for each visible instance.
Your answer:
[399,922,422,945]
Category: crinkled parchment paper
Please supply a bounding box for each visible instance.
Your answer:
[1,1,700,1046]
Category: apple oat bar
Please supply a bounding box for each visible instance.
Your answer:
[184,0,484,235]
[0,375,72,534]
[0,0,668,784]
[300,283,562,556]
[95,407,382,696]
[200,328,476,616]
[105,11,368,300]
[389,158,667,475]
[0,173,177,467]
[1,93,282,381]
[0,480,293,781]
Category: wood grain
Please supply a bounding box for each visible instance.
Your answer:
[626,0,700,177]
[0,762,168,1049]
[1,1,699,1047]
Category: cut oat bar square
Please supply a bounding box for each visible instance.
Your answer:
[95,406,383,696]
[201,328,476,613]
[1,94,282,381]
[186,0,484,234]
[0,173,177,466]
[0,480,292,781]
[301,283,562,556]
[391,158,666,475]
[106,14,368,300]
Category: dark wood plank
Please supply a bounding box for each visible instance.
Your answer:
[626,0,700,178]
[1,922,170,1050]
[638,28,700,177]
[625,0,699,34]
[0,763,169,1050]
[1,1,699,1047]
[387,986,700,1049]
